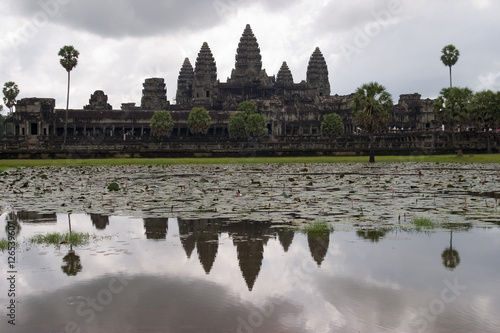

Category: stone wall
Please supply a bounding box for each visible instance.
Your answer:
[1,131,497,159]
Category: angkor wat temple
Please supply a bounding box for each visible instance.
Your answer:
[1,24,495,158]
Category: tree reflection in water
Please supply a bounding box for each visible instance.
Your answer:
[61,214,82,276]
[442,230,460,271]
[356,228,388,243]
[61,248,82,276]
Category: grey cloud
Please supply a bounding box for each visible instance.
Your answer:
[10,0,225,38]
[317,0,403,33]
[8,0,302,38]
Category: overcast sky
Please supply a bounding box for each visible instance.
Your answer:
[1,0,499,112]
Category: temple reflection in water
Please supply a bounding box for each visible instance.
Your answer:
[170,217,329,291]
[5,211,332,291]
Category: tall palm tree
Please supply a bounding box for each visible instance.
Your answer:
[3,81,20,115]
[441,44,460,88]
[58,45,79,144]
[352,82,393,163]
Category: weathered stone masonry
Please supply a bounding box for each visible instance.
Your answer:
[2,24,496,157]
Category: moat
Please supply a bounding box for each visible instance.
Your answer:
[1,162,500,332]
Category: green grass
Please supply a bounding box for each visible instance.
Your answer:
[302,221,334,235]
[412,217,437,229]
[0,154,499,171]
[0,239,11,251]
[29,232,93,247]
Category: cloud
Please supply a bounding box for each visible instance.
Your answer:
[2,0,500,111]
[9,0,222,38]
[8,0,303,38]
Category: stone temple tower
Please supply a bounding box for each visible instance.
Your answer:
[193,42,218,104]
[140,78,168,110]
[306,47,330,97]
[276,61,294,86]
[230,24,263,83]
[176,58,195,105]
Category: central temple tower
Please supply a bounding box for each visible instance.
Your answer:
[230,24,263,83]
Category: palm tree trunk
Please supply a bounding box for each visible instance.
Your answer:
[487,132,492,154]
[449,66,453,88]
[64,71,70,144]
[369,134,375,163]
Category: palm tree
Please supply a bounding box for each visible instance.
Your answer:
[58,45,79,144]
[441,44,460,88]
[352,82,393,163]
[3,81,20,115]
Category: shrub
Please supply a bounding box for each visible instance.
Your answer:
[321,113,345,137]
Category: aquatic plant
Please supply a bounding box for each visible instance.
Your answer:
[29,232,93,247]
[412,217,437,229]
[303,221,334,236]
[0,239,12,251]
[107,182,120,191]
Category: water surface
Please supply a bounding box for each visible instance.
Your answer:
[1,212,499,332]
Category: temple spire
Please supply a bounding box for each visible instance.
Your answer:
[195,42,217,83]
[194,42,218,103]
[176,58,194,105]
[306,47,330,97]
[230,24,263,82]
[276,61,294,85]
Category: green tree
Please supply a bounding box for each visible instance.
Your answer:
[441,44,460,88]
[228,113,247,139]
[58,45,80,144]
[434,87,473,149]
[433,87,473,130]
[352,82,393,163]
[246,113,267,138]
[469,90,500,153]
[0,113,4,137]
[238,100,258,116]
[187,107,211,135]
[151,110,174,137]
[321,112,344,137]
[3,81,19,114]
[228,101,267,140]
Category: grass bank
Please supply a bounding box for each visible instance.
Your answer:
[0,154,499,170]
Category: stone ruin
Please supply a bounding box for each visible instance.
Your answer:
[2,23,445,146]
[84,90,112,110]
[175,24,331,107]
[140,78,169,110]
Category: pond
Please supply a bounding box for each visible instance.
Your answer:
[1,211,500,333]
